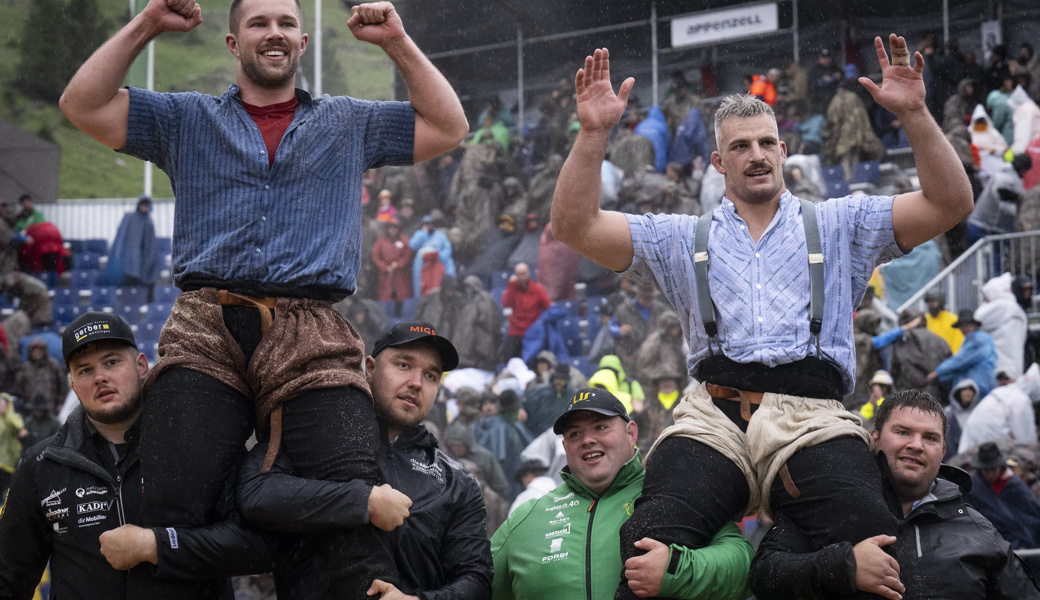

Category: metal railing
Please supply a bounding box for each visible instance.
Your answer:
[897,231,1040,315]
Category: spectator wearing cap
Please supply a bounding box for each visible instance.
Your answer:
[410,213,456,298]
[967,442,1040,567]
[396,198,421,238]
[501,263,551,361]
[465,213,522,289]
[371,217,414,305]
[808,48,843,112]
[0,312,266,598]
[473,390,533,500]
[924,289,964,353]
[491,387,752,600]
[857,370,894,428]
[928,308,999,398]
[501,177,528,222]
[20,394,61,452]
[523,363,575,437]
[508,458,555,515]
[234,320,494,600]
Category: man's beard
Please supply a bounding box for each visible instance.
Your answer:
[85,387,143,426]
[241,54,299,89]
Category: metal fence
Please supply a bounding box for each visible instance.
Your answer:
[898,231,1040,315]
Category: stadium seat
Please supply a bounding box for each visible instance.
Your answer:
[137,321,163,342]
[89,286,118,308]
[493,270,511,289]
[119,286,150,306]
[821,165,849,198]
[560,299,582,316]
[144,303,173,323]
[53,305,82,327]
[66,239,87,254]
[853,160,881,186]
[400,297,420,321]
[69,269,100,289]
[569,356,592,377]
[50,288,80,306]
[85,239,108,254]
[156,237,172,255]
[153,285,181,303]
[115,303,144,323]
[75,252,103,270]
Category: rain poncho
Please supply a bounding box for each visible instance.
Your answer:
[958,363,1040,454]
[975,273,1028,379]
[970,104,1009,185]
[1007,85,1040,154]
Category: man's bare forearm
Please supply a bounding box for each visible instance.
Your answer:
[59,13,160,149]
[384,36,468,162]
[551,128,609,246]
[901,106,972,223]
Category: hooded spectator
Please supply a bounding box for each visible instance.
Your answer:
[102,195,162,288]
[473,390,533,500]
[975,273,1028,380]
[415,275,462,337]
[14,337,67,414]
[959,363,1039,454]
[889,307,951,398]
[970,104,1009,185]
[924,289,964,353]
[453,275,502,372]
[508,458,555,515]
[371,217,414,303]
[444,421,511,501]
[537,223,581,302]
[522,363,574,437]
[944,378,982,460]
[20,394,60,452]
[969,155,1029,240]
[410,213,455,296]
[967,442,1040,566]
[1007,85,1040,154]
[588,354,645,415]
[943,78,978,132]
[822,83,885,180]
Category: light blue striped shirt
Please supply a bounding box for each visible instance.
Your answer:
[625,191,906,394]
[119,85,415,299]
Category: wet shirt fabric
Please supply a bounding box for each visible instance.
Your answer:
[119,85,415,300]
[625,191,905,395]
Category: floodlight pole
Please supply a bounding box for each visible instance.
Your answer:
[315,0,323,97]
[517,23,524,133]
[651,2,659,107]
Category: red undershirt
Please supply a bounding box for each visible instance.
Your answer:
[242,96,299,168]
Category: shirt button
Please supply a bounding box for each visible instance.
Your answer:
[264,184,270,190]
[756,284,762,289]
[261,216,267,222]
[260,150,266,155]
[740,225,745,230]
[255,248,261,254]
[758,317,763,322]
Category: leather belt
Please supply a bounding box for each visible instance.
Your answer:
[216,289,281,472]
[706,384,764,422]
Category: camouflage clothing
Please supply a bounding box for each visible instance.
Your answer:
[14,342,67,413]
[822,87,885,176]
[526,155,563,225]
[450,143,504,264]
[0,273,52,325]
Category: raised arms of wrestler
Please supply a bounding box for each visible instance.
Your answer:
[347,2,469,163]
[861,34,973,251]
[59,0,202,149]
[550,49,637,273]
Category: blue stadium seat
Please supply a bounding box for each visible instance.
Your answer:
[140,341,159,363]
[493,270,511,289]
[51,288,80,306]
[115,303,143,323]
[853,160,881,186]
[67,239,87,254]
[156,237,172,255]
[380,300,397,320]
[821,165,849,198]
[85,239,108,254]
[75,252,103,270]
[153,285,181,303]
[493,288,505,307]
[90,286,118,308]
[69,269,100,289]
[119,286,150,306]
[401,297,420,321]
[558,317,582,342]
[569,356,592,377]
[53,305,82,327]
[137,321,163,342]
[560,299,582,316]
[144,303,173,323]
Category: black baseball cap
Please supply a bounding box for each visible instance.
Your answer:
[372,321,459,371]
[62,312,138,366]
[553,387,631,434]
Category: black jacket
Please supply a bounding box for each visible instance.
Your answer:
[238,424,492,600]
[0,406,142,600]
[749,458,1040,599]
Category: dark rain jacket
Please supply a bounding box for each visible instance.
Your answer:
[238,425,492,600]
[749,459,1040,599]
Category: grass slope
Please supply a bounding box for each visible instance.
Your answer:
[0,0,393,200]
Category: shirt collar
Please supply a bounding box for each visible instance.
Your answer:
[227,84,314,106]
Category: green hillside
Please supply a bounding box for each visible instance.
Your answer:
[1,0,394,200]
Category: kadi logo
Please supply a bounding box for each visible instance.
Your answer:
[77,501,110,515]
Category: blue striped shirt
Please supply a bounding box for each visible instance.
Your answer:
[625,191,906,394]
[119,85,415,299]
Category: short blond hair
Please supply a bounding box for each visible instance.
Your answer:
[714,94,776,149]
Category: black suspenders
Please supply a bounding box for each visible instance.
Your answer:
[694,198,824,356]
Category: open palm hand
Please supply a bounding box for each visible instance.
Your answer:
[859,34,926,117]
[575,48,635,133]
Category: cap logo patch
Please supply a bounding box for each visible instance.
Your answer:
[74,322,110,342]
[573,392,591,404]
[410,326,436,335]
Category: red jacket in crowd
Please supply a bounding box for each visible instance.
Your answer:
[371,232,414,301]
[502,277,551,338]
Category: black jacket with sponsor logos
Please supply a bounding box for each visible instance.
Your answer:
[237,423,492,600]
[0,406,143,599]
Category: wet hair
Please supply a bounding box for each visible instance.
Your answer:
[714,94,776,150]
[230,0,303,34]
[873,389,947,440]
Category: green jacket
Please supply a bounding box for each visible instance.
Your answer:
[491,450,752,600]
[0,409,24,471]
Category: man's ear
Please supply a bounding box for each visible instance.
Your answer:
[365,355,376,385]
[626,419,638,447]
[870,429,880,444]
[226,34,240,58]
[710,150,725,175]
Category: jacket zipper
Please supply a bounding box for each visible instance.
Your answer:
[586,499,598,600]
